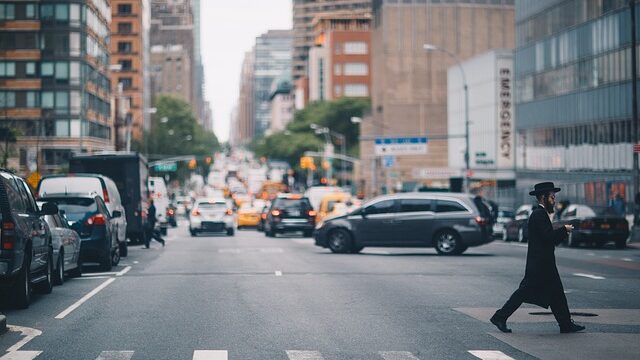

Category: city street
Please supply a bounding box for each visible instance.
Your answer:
[1,221,639,360]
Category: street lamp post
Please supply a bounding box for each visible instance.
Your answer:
[310,124,347,186]
[423,44,470,193]
[630,0,639,226]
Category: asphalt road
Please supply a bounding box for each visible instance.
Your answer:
[1,220,639,360]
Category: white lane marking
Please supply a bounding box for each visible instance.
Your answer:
[133,261,139,264]
[622,257,633,262]
[95,351,134,360]
[0,351,43,360]
[275,270,283,276]
[75,276,112,280]
[497,242,527,248]
[82,271,120,277]
[379,351,421,360]
[192,350,228,360]
[116,266,132,277]
[286,350,325,360]
[587,252,596,256]
[468,350,515,360]
[573,273,606,280]
[55,278,116,319]
[0,325,43,360]
[361,249,391,255]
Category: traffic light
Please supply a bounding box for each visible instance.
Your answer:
[321,160,330,170]
[188,159,197,170]
[300,156,314,169]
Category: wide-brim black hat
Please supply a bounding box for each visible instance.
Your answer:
[529,182,561,196]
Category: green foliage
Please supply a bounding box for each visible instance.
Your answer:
[252,97,370,170]
[146,95,220,157]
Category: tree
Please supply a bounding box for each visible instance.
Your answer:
[0,127,17,168]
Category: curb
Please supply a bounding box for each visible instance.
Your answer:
[0,313,6,335]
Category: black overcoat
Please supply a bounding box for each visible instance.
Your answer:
[517,204,568,308]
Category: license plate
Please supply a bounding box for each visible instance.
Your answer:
[289,211,300,216]
[600,224,610,229]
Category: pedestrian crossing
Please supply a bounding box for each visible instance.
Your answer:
[89,349,515,360]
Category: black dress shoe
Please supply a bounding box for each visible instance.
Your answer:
[560,321,585,333]
[490,314,512,333]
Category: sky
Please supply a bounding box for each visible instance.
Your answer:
[200,0,292,143]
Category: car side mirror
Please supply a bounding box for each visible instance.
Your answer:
[112,210,122,218]
[40,202,58,216]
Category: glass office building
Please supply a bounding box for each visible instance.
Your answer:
[0,1,113,175]
[515,0,638,211]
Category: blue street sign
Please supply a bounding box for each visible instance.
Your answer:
[374,136,428,155]
[383,155,396,168]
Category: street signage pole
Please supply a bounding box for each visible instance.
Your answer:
[631,0,639,226]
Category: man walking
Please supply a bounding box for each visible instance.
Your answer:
[490,182,585,334]
[145,199,165,248]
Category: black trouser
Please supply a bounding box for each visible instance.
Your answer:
[495,287,571,327]
[144,223,165,247]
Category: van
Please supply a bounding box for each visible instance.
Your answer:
[38,174,129,256]
[148,177,170,234]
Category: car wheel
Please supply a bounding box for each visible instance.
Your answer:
[518,227,526,243]
[328,228,352,254]
[34,251,54,294]
[53,250,64,286]
[11,254,31,309]
[615,239,627,249]
[112,244,121,266]
[119,240,128,257]
[227,228,235,236]
[434,230,462,255]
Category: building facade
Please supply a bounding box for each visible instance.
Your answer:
[515,0,638,212]
[448,49,515,208]
[308,14,372,102]
[235,49,255,144]
[149,44,192,102]
[269,70,294,134]
[362,0,515,197]
[253,30,292,138]
[110,0,150,146]
[0,0,114,176]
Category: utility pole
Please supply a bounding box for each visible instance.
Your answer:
[631,0,639,226]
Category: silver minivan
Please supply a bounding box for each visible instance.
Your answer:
[314,192,494,255]
[37,174,129,257]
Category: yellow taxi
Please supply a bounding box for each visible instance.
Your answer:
[316,192,352,224]
[237,203,262,228]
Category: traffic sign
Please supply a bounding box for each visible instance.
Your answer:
[375,137,428,155]
[26,171,41,190]
[154,162,177,172]
[383,155,396,168]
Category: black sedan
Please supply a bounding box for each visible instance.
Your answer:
[554,204,629,248]
[502,204,534,242]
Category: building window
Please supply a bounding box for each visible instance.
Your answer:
[26,91,39,107]
[41,62,54,77]
[55,62,69,81]
[334,63,342,75]
[343,41,367,55]
[344,63,368,76]
[118,42,133,53]
[40,4,54,20]
[117,4,132,15]
[41,92,54,108]
[0,92,16,107]
[69,4,80,25]
[119,77,133,89]
[70,62,80,84]
[25,62,36,77]
[70,91,80,114]
[344,84,368,97]
[70,32,80,56]
[55,120,70,137]
[55,91,69,114]
[334,85,342,97]
[0,62,16,77]
[117,22,132,34]
[54,4,68,21]
[0,4,15,20]
[118,60,133,71]
[25,4,36,19]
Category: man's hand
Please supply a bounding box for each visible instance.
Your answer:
[564,224,574,232]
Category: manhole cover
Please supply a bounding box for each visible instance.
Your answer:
[529,312,598,317]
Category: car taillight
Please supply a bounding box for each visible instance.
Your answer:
[86,214,106,226]
[271,209,281,217]
[475,216,488,225]
[192,209,201,216]
[1,221,16,250]
[308,210,317,217]
[226,209,233,215]
[617,222,628,230]
[580,221,594,229]
[102,188,110,203]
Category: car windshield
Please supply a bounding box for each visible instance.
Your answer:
[498,211,514,218]
[273,198,311,211]
[44,198,97,223]
[198,202,227,210]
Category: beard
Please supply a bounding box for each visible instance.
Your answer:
[544,201,555,213]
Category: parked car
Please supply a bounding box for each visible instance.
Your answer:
[0,170,58,308]
[69,152,149,245]
[148,177,170,235]
[554,204,630,248]
[189,198,235,236]
[314,192,494,255]
[38,202,82,283]
[237,203,261,229]
[41,194,121,271]
[503,204,534,242]
[38,173,128,257]
[492,209,515,238]
[264,194,316,237]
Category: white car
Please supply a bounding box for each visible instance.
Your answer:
[189,198,235,236]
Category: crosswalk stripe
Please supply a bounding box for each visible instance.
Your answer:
[379,351,421,360]
[468,350,515,360]
[192,350,228,360]
[0,351,43,360]
[286,350,325,360]
[95,351,134,360]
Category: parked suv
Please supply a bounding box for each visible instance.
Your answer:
[41,194,121,271]
[264,194,316,237]
[38,174,128,256]
[0,170,58,308]
[314,192,494,255]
